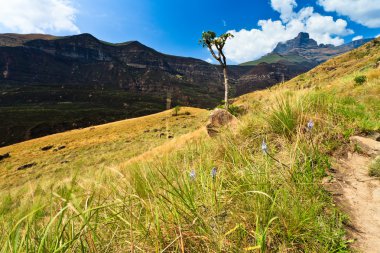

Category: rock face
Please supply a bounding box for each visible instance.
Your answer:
[273,32,319,54]
[0,33,309,99]
[0,33,311,146]
[206,109,238,137]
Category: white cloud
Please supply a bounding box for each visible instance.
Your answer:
[205,58,214,63]
[318,0,380,28]
[0,0,80,34]
[377,34,380,38]
[271,0,297,22]
[224,0,353,63]
[352,35,364,41]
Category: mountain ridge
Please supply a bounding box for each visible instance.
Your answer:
[241,32,373,66]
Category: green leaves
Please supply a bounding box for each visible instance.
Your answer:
[200,31,234,50]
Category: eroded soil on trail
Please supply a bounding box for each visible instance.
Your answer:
[325,136,380,253]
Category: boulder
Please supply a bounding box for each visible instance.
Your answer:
[40,145,54,151]
[0,152,10,161]
[17,162,37,171]
[206,109,238,137]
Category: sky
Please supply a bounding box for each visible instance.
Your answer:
[0,0,379,64]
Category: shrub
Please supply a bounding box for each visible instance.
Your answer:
[172,105,181,116]
[216,104,245,117]
[228,104,245,117]
[354,75,367,85]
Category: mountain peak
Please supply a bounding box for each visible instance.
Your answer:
[273,32,318,54]
[296,32,310,40]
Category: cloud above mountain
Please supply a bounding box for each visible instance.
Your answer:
[318,0,380,28]
[224,0,353,63]
[0,0,80,34]
[352,35,364,41]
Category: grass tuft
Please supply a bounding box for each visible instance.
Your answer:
[369,157,380,178]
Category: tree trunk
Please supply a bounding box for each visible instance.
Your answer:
[223,66,229,110]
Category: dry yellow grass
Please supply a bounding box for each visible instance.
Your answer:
[0,107,208,192]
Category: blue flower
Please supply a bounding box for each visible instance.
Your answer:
[261,140,268,154]
[189,170,196,180]
[307,120,314,130]
[211,167,217,180]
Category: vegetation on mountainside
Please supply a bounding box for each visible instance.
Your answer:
[354,75,367,86]
[240,53,308,66]
[0,39,379,252]
[0,86,169,147]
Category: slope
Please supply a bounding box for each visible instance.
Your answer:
[0,38,379,252]
[0,107,208,191]
[239,53,309,66]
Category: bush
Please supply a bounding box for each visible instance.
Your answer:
[228,104,246,117]
[216,104,245,117]
[172,105,181,116]
[354,75,367,85]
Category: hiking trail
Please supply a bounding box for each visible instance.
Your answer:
[325,136,380,252]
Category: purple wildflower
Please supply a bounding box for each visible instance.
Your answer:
[211,167,217,180]
[189,170,196,180]
[261,140,268,154]
[307,120,314,130]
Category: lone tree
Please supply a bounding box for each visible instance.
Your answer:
[200,31,234,109]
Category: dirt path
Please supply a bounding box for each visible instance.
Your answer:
[325,136,380,252]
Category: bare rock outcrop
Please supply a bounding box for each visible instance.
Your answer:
[350,136,380,157]
[206,109,238,137]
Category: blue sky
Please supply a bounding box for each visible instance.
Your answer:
[0,0,379,63]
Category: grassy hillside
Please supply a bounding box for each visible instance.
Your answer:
[0,107,208,191]
[0,39,379,252]
[240,53,308,66]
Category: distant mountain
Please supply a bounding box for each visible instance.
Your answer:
[241,32,372,66]
[0,33,312,146]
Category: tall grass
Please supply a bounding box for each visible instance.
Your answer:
[1,38,379,251]
[0,92,354,252]
[267,96,302,139]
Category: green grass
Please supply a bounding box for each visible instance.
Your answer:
[240,53,309,66]
[267,96,301,139]
[369,157,380,178]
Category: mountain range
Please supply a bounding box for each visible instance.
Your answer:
[240,32,372,66]
[0,32,372,146]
